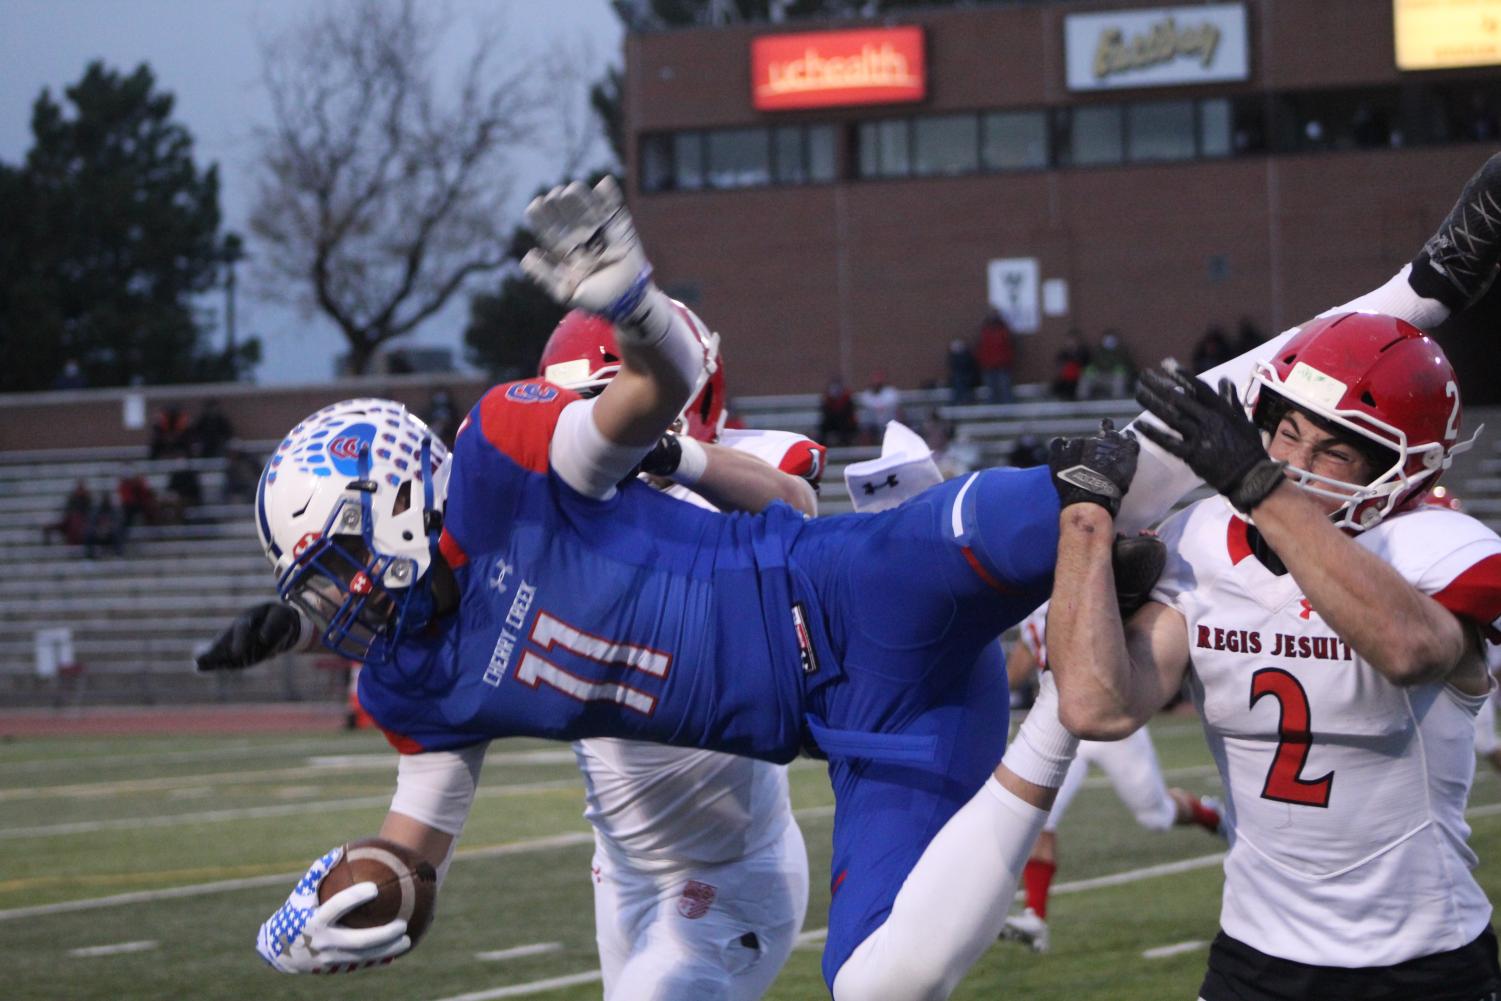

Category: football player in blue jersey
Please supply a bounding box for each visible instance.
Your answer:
[198,152,1501,998]
[200,175,1114,997]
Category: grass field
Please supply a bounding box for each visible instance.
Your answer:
[5,714,1501,1000]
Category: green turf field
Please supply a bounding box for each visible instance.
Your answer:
[4,715,1501,1000]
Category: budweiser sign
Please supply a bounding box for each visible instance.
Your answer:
[751,27,926,111]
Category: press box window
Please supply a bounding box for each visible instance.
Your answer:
[706,129,770,189]
[674,133,704,191]
[1199,99,1233,158]
[1127,101,1195,162]
[640,135,673,192]
[1067,105,1124,166]
[982,111,1049,170]
[913,115,979,177]
[858,119,912,178]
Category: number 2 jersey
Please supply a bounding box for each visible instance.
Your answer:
[1151,497,1501,967]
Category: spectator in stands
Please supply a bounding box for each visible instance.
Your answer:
[1234,315,1266,356]
[977,308,1016,404]
[856,370,903,445]
[222,447,262,504]
[191,400,235,458]
[166,461,203,517]
[1007,433,1048,469]
[85,491,124,559]
[947,339,979,405]
[1191,325,1235,374]
[1052,330,1091,400]
[149,404,193,460]
[43,480,93,546]
[52,358,87,391]
[1077,330,1135,400]
[819,375,858,447]
[423,388,459,446]
[116,465,158,537]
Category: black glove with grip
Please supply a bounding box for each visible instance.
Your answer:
[1134,364,1286,513]
[1048,419,1140,518]
[196,602,304,672]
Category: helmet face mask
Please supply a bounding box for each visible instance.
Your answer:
[257,399,450,661]
[1243,312,1477,532]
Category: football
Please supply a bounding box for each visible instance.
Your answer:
[317,837,438,944]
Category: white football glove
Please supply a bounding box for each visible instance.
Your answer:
[256,846,411,974]
[521,176,660,332]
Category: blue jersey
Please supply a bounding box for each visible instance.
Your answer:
[358,381,809,761]
[357,379,1062,989]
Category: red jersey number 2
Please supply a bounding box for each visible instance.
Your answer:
[1250,667,1333,808]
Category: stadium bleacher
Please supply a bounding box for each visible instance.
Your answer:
[3,392,1495,708]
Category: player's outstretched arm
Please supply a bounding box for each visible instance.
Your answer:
[641,434,817,516]
[521,176,712,450]
[195,602,312,672]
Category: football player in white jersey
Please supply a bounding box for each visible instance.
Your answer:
[999,602,1223,954]
[537,310,821,1001]
[1048,311,1501,1000]
[1425,488,1501,778]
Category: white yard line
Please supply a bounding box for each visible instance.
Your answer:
[0,779,581,840]
[0,746,582,801]
[0,831,594,923]
[68,940,158,957]
[475,943,565,962]
[427,971,604,1000]
[1142,940,1207,959]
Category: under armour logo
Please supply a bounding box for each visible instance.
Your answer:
[489,559,514,594]
[862,474,900,495]
[1298,598,1314,620]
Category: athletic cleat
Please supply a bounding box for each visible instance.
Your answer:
[1410,153,1501,310]
[1000,907,1050,953]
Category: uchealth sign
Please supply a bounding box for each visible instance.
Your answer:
[751,27,926,111]
[1064,3,1249,91]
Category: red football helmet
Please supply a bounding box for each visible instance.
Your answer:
[538,305,726,443]
[1244,312,1479,531]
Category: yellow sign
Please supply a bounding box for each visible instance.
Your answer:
[1395,0,1501,70]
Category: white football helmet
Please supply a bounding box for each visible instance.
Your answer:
[256,399,451,660]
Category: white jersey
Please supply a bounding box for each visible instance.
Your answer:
[574,429,822,870]
[1152,499,1501,966]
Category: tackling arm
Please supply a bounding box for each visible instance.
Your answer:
[1244,484,1479,688]
[1047,504,1192,739]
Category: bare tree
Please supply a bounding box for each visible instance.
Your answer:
[250,0,537,374]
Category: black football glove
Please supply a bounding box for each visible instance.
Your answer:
[1048,419,1140,518]
[1135,363,1286,514]
[196,602,305,672]
[1112,533,1167,617]
[639,432,685,479]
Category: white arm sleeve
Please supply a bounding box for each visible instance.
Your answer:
[549,397,647,501]
[1115,325,1299,534]
[390,741,488,836]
